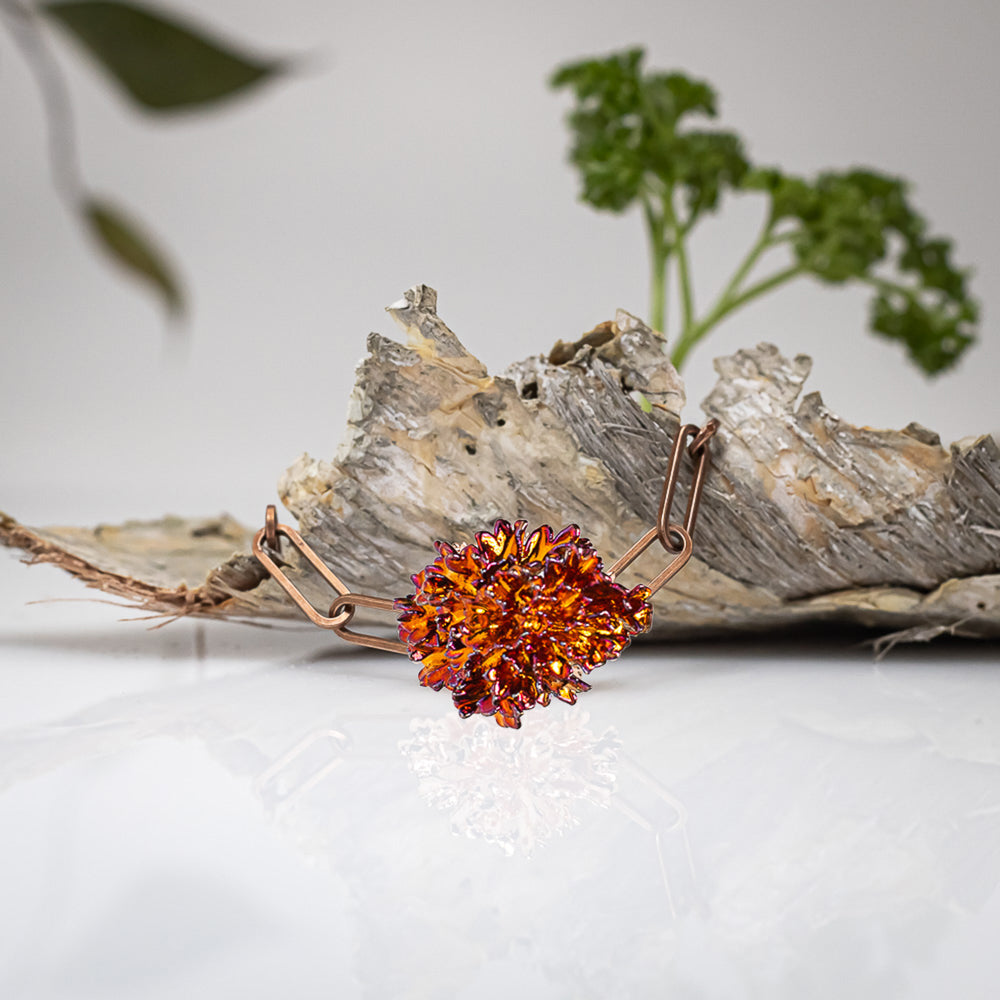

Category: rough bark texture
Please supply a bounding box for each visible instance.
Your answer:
[3,285,1000,643]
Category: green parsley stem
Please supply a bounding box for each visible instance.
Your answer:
[671,262,805,369]
[642,195,670,335]
[662,192,694,336]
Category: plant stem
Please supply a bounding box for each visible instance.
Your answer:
[668,212,795,370]
[662,192,694,335]
[717,262,805,319]
[862,274,920,304]
[642,193,671,335]
[1,1,83,206]
[713,214,778,310]
[671,262,805,370]
[649,240,669,335]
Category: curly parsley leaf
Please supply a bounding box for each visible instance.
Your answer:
[551,50,747,221]
[870,287,977,375]
[552,47,978,376]
[745,166,977,372]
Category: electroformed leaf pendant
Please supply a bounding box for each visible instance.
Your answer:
[251,420,717,728]
[395,519,652,729]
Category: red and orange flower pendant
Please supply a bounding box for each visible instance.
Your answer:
[395,519,651,729]
[252,420,716,730]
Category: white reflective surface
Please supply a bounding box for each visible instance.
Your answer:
[2,561,999,999]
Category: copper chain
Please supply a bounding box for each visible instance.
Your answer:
[252,418,718,650]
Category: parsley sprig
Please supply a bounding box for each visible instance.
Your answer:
[551,48,978,374]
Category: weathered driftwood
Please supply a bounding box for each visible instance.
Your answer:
[3,284,1000,643]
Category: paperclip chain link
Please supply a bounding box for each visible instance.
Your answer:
[252,418,718,646]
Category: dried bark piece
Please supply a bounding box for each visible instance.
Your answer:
[3,284,1000,641]
[0,512,281,621]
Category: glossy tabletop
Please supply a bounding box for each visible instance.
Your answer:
[1,559,998,999]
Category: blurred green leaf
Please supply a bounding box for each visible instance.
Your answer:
[41,0,282,111]
[84,198,184,315]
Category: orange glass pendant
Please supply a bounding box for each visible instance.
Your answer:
[251,420,717,729]
[395,519,652,728]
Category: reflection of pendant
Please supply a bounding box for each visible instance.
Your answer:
[397,520,651,729]
[252,420,718,727]
[401,712,623,857]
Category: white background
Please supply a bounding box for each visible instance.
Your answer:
[2,0,999,526]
